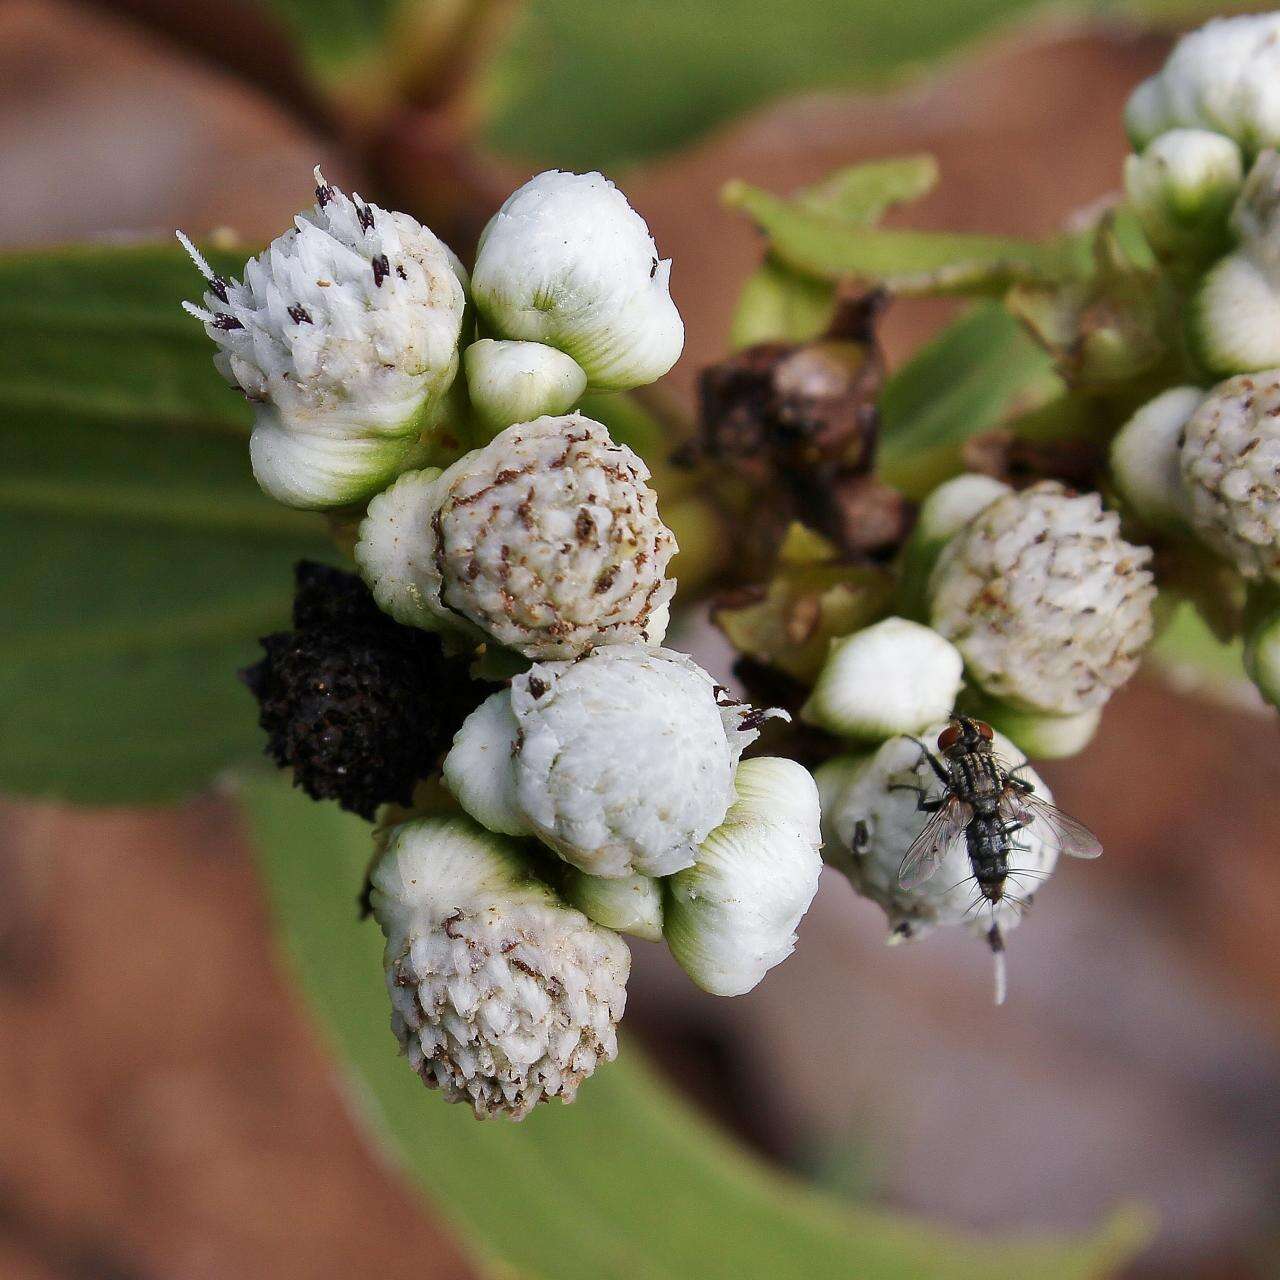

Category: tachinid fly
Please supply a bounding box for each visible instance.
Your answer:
[895,715,1102,1003]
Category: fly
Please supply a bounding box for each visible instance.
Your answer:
[893,715,1102,1002]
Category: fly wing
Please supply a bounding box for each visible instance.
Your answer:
[1000,789,1102,860]
[898,796,972,888]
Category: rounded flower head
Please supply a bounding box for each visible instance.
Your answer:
[1180,370,1280,581]
[818,726,1056,944]
[180,170,466,508]
[664,757,823,996]
[471,170,684,390]
[1124,13,1280,155]
[356,414,677,658]
[929,482,1155,714]
[1110,386,1205,531]
[444,646,778,878]
[463,339,587,435]
[369,815,629,1120]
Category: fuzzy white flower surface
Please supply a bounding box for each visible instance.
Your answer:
[179,170,466,508]
[1180,370,1280,581]
[444,646,775,878]
[664,757,822,997]
[1124,13,1280,154]
[463,339,587,434]
[929,482,1155,714]
[802,617,963,740]
[818,727,1056,944]
[368,814,629,1120]
[471,171,684,390]
[1123,128,1243,258]
[1110,386,1205,530]
[355,414,677,658]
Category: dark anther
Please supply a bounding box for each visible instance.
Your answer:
[738,707,770,733]
[527,676,549,700]
[372,254,390,288]
[210,276,229,303]
[395,264,408,280]
[315,182,334,208]
[213,312,244,330]
[358,203,375,233]
[650,258,658,278]
[287,304,313,325]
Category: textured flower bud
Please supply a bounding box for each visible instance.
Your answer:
[369,815,629,1119]
[1190,249,1280,376]
[463,339,587,435]
[471,170,684,389]
[1110,386,1205,530]
[801,617,963,741]
[929,482,1156,714]
[664,757,822,996]
[818,726,1055,943]
[1123,128,1243,259]
[1180,370,1280,581]
[179,171,466,508]
[1124,14,1280,155]
[444,646,777,878]
[356,414,677,658]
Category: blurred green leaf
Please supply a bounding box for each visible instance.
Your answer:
[1148,599,1256,707]
[795,155,940,223]
[479,0,1080,169]
[241,769,1150,1280]
[878,303,1062,496]
[724,180,1082,295]
[0,245,330,803]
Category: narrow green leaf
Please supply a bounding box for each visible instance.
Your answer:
[795,154,939,224]
[0,245,331,803]
[731,257,838,348]
[240,771,1151,1280]
[724,180,1081,295]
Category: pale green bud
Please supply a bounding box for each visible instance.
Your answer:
[463,339,587,436]
[664,758,822,997]
[958,690,1101,760]
[1110,386,1205,531]
[1190,250,1280,376]
[559,869,664,942]
[801,617,963,741]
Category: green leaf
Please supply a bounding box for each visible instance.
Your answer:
[877,303,1062,497]
[794,155,939,224]
[724,180,1082,295]
[0,245,331,803]
[478,0,1066,169]
[240,770,1150,1280]
[1148,599,1255,707]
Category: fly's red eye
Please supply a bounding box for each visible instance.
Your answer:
[937,724,961,751]
[976,721,994,741]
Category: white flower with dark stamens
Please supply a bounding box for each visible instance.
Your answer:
[929,482,1155,714]
[1180,370,1280,581]
[444,646,778,879]
[178,170,466,509]
[818,726,1056,944]
[664,757,822,996]
[1123,128,1243,260]
[1124,14,1280,155]
[355,413,677,658]
[463,339,588,435]
[471,170,684,390]
[1110,386,1205,530]
[369,814,629,1120]
[801,617,963,741]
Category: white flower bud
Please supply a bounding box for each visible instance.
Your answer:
[179,171,466,508]
[369,814,629,1119]
[1123,128,1243,258]
[801,617,963,741]
[821,727,1056,943]
[1124,14,1280,154]
[463,339,587,435]
[355,413,676,657]
[960,696,1102,760]
[929,482,1156,714]
[1180,370,1280,581]
[1190,249,1280,375]
[664,758,823,996]
[444,645,776,879]
[471,171,684,390]
[1228,148,1280,255]
[1110,386,1205,530]
[559,869,664,942]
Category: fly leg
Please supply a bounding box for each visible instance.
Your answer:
[905,736,951,788]
[889,737,950,812]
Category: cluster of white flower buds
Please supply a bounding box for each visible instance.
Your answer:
[184,168,822,1118]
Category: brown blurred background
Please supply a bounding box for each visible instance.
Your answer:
[3,3,1280,1276]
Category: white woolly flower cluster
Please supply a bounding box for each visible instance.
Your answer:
[369,815,629,1119]
[929,482,1156,715]
[355,414,676,658]
[180,171,466,508]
